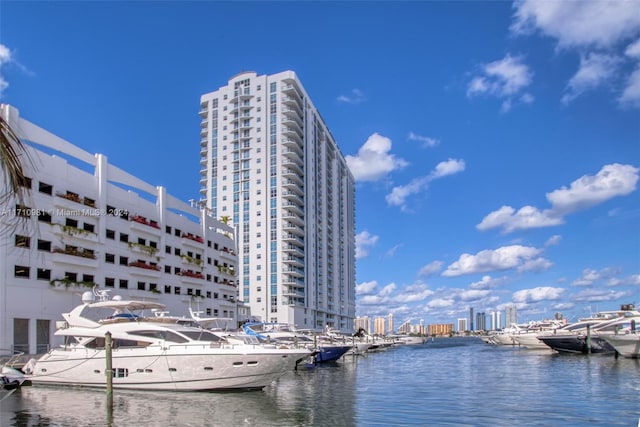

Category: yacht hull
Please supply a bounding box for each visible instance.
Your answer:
[601,334,640,358]
[27,345,308,391]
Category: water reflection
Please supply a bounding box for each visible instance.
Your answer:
[0,360,358,427]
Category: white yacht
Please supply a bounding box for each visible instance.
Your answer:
[23,289,311,391]
[601,333,640,358]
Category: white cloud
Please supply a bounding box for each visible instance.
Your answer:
[379,283,397,297]
[408,132,439,148]
[346,133,408,182]
[337,88,366,104]
[511,0,640,49]
[562,53,622,104]
[384,244,403,258]
[386,158,465,211]
[476,205,562,233]
[547,163,639,214]
[620,67,640,107]
[394,285,434,303]
[545,235,562,246]
[355,230,379,259]
[469,275,499,290]
[477,163,639,233]
[573,288,629,303]
[418,260,443,277]
[355,280,378,295]
[0,43,13,98]
[572,267,621,286]
[442,245,549,277]
[512,286,565,303]
[625,38,640,58]
[467,54,534,111]
[427,298,455,309]
[458,289,491,301]
[511,1,640,108]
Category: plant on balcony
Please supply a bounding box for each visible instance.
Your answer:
[180,254,203,266]
[128,261,161,271]
[52,246,97,259]
[49,278,96,289]
[127,242,159,257]
[149,288,162,294]
[56,223,95,237]
[179,269,204,279]
[182,233,204,244]
[56,191,82,204]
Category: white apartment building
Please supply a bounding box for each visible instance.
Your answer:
[199,71,356,331]
[0,104,239,355]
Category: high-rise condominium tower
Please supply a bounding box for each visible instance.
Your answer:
[199,71,356,331]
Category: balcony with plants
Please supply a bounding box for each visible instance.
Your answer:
[128,261,161,277]
[181,232,204,245]
[51,245,98,267]
[130,215,161,234]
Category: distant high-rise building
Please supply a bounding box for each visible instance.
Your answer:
[199,71,356,331]
[491,311,502,330]
[354,316,371,334]
[388,313,394,334]
[505,304,517,327]
[476,312,487,331]
[374,317,386,335]
[457,318,468,332]
[469,307,474,331]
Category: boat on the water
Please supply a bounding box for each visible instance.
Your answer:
[537,310,640,355]
[242,322,352,363]
[601,333,640,358]
[23,288,311,391]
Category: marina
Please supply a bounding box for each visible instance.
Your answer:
[1,337,638,426]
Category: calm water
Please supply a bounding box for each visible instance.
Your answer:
[1,337,639,426]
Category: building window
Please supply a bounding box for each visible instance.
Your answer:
[38,211,52,223]
[14,265,29,278]
[36,268,51,281]
[105,277,115,288]
[105,253,115,264]
[38,181,53,195]
[65,272,77,283]
[106,229,115,239]
[137,281,146,291]
[174,287,181,295]
[120,233,129,243]
[119,256,128,266]
[164,265,171,273]
[15,235,30,248]
[119,279,128,289]
[37,240,51,251]
[83,223,95,233]
[82,274,94,284]
[164,285,171,294]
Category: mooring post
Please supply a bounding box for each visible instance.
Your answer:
[105,331,113,419]
[586,324,591,354]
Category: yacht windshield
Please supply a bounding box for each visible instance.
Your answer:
[180,329,225,342]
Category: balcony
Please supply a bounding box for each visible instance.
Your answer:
[128,261,162,278]
[182,232,204,246]
[282,202,303,216]
[51,223,99,243]
[282,137,303,156]
[177,270,205,285]
[283,254,304,268]
[51,246,98,267]
[130,215,161,236]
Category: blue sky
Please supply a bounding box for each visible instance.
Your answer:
[1,1,638,327]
